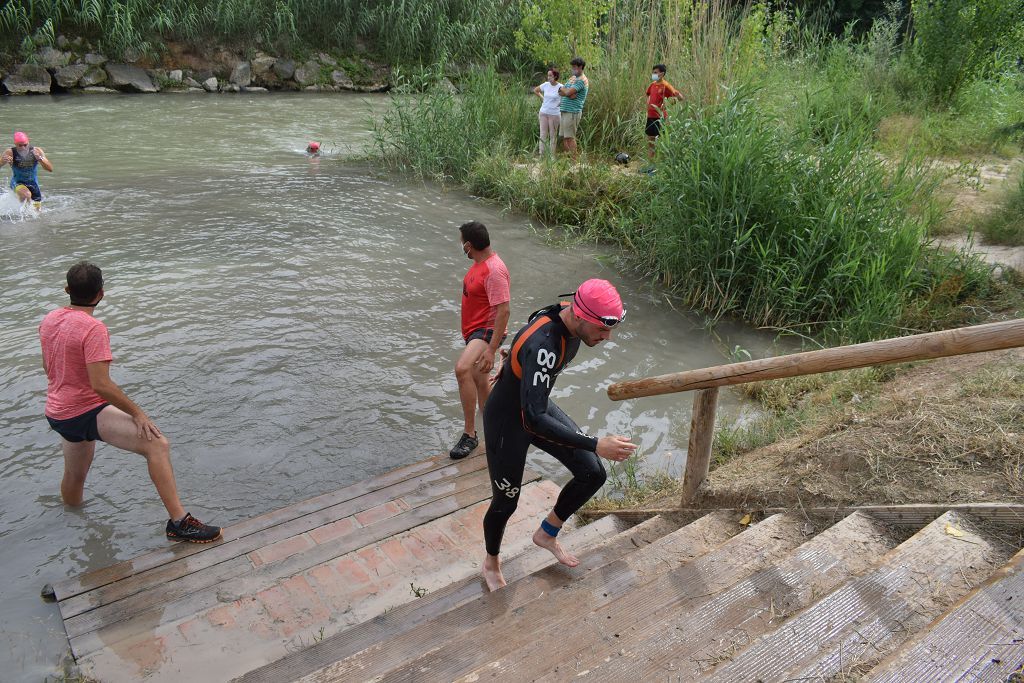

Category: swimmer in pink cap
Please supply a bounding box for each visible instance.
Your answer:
[306,141,321,156]
[1,131,53,209]
[567,277,626,345]
[479,277,636,591]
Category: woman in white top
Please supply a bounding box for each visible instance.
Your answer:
[533,68,563,156]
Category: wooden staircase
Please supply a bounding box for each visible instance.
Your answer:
[53,450,1024,682]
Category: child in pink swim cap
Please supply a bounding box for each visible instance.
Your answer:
[306,141,321,156]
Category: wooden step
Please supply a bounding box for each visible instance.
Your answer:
[51,450,479,601]
[235,512,661,683]
[291,511,744,683]
[59,456,490,619]
[449,512,813,682]
[560,511,904,681]
[865,547,1024,683]
[699,510,1016,682]
[76,478,555,683]
[67,461,523,660]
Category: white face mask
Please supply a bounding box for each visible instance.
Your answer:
[651,73,661,82]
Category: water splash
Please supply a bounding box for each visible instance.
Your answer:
[0,189,37,222]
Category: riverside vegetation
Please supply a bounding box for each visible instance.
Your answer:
[365,0,1024,505]
[5,0,1023,506]
[374,0,1023,344]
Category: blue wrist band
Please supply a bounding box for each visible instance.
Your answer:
[540,519,560,537]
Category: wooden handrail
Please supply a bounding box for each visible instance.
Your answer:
[608,318,1024,401]
[607,318,1024,507]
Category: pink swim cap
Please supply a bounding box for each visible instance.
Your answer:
[13,131,29,144]
[308,141,320,151]
[572,279,625,327]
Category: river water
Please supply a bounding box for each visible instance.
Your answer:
[0,93,775,680]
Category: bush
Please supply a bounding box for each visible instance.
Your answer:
[976,170,1024,246]
[911,0,1024,104]
[373,65,535,183]
[638,87,943,342]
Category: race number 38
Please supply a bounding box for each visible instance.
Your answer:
[495,477,520,499]
[532,348,557,387]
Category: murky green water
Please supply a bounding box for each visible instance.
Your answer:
[0,92,775,680]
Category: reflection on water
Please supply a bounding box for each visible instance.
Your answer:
[0,92,776,680]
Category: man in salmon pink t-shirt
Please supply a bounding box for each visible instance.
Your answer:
[450,221,511,460]
[39,261,220,543]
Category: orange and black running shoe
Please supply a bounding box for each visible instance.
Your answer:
[166,513,222,543]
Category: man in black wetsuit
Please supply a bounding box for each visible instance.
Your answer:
[481,278,637,591]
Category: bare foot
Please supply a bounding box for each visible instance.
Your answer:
[482,554,506,592]
[533,527,579,567]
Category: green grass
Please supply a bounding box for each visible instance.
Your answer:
[975,170,1024,246]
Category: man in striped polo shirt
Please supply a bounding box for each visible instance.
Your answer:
[558,56,589,158]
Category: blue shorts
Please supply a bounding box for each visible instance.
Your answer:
[47,403,109,442]
[12,180,42,202]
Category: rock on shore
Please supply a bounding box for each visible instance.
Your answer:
[105,63,159,93]
[0,38,392,95]
[3,64,52,94]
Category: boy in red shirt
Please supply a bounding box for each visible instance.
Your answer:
[644,63,683,168]
[450,222,511,460]
[39,262,220,543]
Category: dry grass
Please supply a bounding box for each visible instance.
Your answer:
[700,349,1024,509]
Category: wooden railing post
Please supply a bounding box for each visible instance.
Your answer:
[682,387,719,506]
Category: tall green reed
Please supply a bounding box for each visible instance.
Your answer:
[0,0,523,65]
[636,86,951,341]
[373,65,536,183]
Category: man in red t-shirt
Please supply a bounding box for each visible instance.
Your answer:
[39,262,220,543]
[644,63,683,167]
[450,221,511,460]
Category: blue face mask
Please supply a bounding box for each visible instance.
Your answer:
[651,73,660,82]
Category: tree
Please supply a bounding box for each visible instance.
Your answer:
[514,0,610,67]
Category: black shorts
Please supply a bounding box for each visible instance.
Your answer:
[13,180,43,202]
[645,117,663,137]
[47,403,109,442]
[465,328,504,345]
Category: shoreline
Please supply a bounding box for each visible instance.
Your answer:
[1,40,393,96]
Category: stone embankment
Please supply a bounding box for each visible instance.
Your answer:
[1,40,390,95]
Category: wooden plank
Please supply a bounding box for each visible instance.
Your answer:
[294,511,744,683]
[449,513,811,683]
[57,457,489,620]
[575,507,685,524]
[63,466,496,642]
[865,548,1024,683]
[52,450,483,601]
[65,471,516,656]
[561,512,902,681]
[234,514,648,683]
[700,511,1015,682]
[596,504,1024,529]
[682,387,718,504]
[608,318,1024,400]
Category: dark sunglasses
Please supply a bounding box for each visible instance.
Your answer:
[561,291,626,327]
